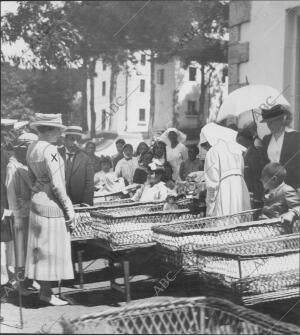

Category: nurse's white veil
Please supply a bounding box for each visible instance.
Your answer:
[200,123,246,154]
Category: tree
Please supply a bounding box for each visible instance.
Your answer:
[27,70,77,125]
[1,62,35,120]
[110,0,228,134]
[175,1,228,127]
[2,1,228,135]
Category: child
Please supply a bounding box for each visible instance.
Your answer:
[115,144,139,185]
[261,162,300,228]
[94,156,125,194]
[163,195,179,211]
[179,145,204,181]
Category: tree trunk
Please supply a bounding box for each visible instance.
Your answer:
[81,57,88,132]
[148,50,155,137]
[199,63,206,127]
[89,58,97,138]
[109,61,119,130]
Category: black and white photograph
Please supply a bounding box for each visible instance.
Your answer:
[0,0,300,333]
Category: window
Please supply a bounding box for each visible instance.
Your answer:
[102,81,106,96]
[140,79,145,92]
[141,54,146,65]
[157,69,165,85]
[139,108,146,122]
[101,109,106,130]
[189,67,196,81]
[187,100,197,115]
[103,63,107,71]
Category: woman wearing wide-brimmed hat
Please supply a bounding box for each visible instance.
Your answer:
[261,104,300,192]
[25,113,74,306]
[159,128,188,182]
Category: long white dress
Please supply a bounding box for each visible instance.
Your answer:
[204,140,251,216]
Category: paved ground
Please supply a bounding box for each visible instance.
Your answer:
[1,248,299,334]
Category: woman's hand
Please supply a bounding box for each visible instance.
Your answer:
[65,215,76,231]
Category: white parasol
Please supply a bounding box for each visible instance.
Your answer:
[217,85,290,139]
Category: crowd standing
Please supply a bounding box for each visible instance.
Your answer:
[1,104,300,310]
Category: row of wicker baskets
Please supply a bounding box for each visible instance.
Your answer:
[71,199,299,305]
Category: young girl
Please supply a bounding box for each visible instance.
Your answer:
[94,156,125,194]
[132,162,177,203]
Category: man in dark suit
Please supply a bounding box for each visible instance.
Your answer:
[59,126,94,206]
[261,104,300,193]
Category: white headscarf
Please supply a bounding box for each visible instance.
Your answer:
[200,123,245,154]
[159,128,187,146]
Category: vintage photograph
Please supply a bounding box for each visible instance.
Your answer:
[1,0,299,333]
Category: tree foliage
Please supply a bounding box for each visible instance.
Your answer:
[1,1,229,132]
[1,63,35,120]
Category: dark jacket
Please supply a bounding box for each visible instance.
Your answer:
[243,145,267,206]
[89,154,102,173]
[133,168,148,184]
[58,147,94,206]
[262,131,300,190]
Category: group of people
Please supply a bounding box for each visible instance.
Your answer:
[1,103,300,310]
[0,116,204,308]
[200,104,300,225]
[85,128,204,203]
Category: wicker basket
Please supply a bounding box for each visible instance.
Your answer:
[71,199,194,244]
[152,209,263,270]
[60,296,300,334]
[71,209,96,241]
[195,234,300,305]
[90,207,204,250]
[93,198,134,207]
[93,191,126,202]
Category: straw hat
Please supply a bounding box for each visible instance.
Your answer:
[30,113,66,130]
[64,126,83,137]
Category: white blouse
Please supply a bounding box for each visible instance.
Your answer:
[267,128,293,163]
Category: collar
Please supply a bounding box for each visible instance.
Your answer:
[65,148,77,155]
[270,182,285,194]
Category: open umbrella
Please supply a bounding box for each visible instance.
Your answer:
[217,85,290,139]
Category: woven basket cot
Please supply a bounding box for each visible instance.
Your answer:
[152,209,264,270]
[71,199,194,242]
[90,208,204,249]
[194,234,300,305]
[60,296,300,334]
[94,191,127,202]
[93,198,133,207]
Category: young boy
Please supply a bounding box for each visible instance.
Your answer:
[261,162,300,227]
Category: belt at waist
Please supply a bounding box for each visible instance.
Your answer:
[220,169,243,182]
[31,192,65,218]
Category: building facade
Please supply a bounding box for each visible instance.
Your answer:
[228,0,300,130]
[86,52,227,137]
